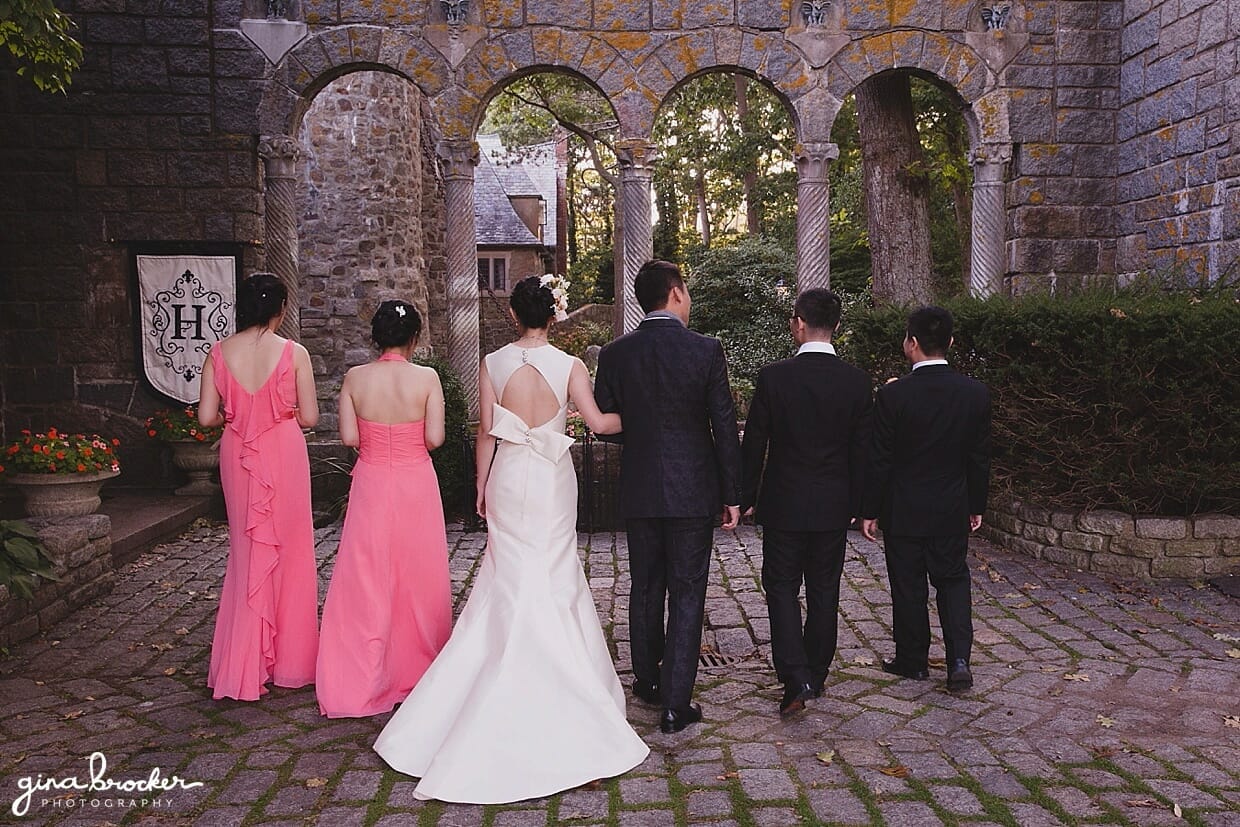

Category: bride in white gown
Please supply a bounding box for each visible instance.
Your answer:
[374,277,649,803]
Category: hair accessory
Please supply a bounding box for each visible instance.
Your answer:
[395,305,407,317]
[539,273,571,322]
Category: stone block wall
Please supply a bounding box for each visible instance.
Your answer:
[984,494,1240,580]
[0,515,115,648]
[1114,0,1239,283]
[297,71,447,434]
[1004,0,1121,291]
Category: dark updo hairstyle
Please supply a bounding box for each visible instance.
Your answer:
[371,300,422,349]
[236,272,287,331]
[509,276,555,329]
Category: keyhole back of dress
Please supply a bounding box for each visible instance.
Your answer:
[499,364,561,430]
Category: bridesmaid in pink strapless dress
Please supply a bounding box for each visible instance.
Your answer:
[197,273,321,701]
[315,301,452,718]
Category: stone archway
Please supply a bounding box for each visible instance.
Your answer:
[822,33,1013,298]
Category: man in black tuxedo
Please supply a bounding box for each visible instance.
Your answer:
[741,289,873,715]
[861,306,991,692]
[594,260,742,733]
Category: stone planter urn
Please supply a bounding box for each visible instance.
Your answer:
[7,469,120,518]
[168,440,221,496]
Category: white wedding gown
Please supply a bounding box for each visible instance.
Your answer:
[373,343,649,803]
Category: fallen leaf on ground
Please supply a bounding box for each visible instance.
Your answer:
[716,771,739,780]
[84,696,95,701]
[150,642,174,652]
[1091,746,1118,759]
[1096,715,1115,728]
[1015,601,1034,608]
[853,655,874,666]
[1173,802,1182,818]
[62,710,84,720]
[1063,673,1091,682]
[986,568,1002,582]
[1126,798,1159,808]
[175,627,190,636]
[1225,648,1240,659]
[34,680,44,686]
[815,750,835,765]
[190,730,213,739]
[1224,715,1240,729]
[879,765,910,778]
[1021,583,1043,590]
[163,667,177,676]
[1212,632,1240,643]
[305,777,328,788]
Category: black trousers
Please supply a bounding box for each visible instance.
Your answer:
[626,516,714,710]
[761,527,847,689]
[883,533,973,670]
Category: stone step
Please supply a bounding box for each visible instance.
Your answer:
[99,489,221,566]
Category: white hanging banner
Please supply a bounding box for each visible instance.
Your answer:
[137,255,236,403]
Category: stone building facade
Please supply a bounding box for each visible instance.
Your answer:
[1,0,1237,480]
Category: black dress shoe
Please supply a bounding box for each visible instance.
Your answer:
[660,704,702,733]
[632,679,660,705]
[881,659,929,680]
[946,659,973,691]
[779,682,816,716]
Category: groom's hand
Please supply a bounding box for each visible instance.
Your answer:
[721,505,740,530]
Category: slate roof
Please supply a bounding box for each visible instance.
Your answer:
[474,134,558,248]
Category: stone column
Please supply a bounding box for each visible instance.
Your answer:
[795,141,839,293]
[616,139,658,334]
[258,135,301,340]
[970,143,1012,298]
[437,139,481,417]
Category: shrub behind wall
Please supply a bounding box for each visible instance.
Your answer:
[838,291,1240,516]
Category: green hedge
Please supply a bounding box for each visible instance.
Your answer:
[414,356,472,520]
[836,292,1240,516]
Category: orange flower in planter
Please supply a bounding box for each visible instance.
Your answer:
[145,406,224,443]
[2,430,121,476]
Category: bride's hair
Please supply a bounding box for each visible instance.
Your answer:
[372,300,422,348]
[510,276,555,329]
[236,273,287,331]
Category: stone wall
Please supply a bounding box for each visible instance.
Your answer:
[1005,0,1122,291]
[0,515,115,647]
[297,71,446,433]
[984,494,1240,580]
[1114,0,1239,283]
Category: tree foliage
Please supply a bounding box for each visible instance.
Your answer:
[653,74,797,249]
[0,0,82,94]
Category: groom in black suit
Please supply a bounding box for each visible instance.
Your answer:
[861,306,991,692]
[594,260,742,733]
[741,289,872,715]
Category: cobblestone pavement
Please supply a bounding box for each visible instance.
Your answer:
[2,521,1238,826]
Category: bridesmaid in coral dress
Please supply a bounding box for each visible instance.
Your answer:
[197,273,321,701]
[315,300,452,718]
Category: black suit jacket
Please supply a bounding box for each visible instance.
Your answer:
[594,317,742,519]
[861,364,991,537]
[741,351,873,531]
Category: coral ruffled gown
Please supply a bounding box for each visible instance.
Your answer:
[315,410,452,718]
[373,343,648,803]
[208,339,319,701]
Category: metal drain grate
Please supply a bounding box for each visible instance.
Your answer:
[698,651,744,668]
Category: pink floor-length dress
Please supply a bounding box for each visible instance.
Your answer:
[208,339,319,701]
[315,416,452,717]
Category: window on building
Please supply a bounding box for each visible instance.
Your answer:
[478,255,508,292]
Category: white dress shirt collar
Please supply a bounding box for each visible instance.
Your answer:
[912,358,949,371]
[642,310,685,326]
[796,341,837,356]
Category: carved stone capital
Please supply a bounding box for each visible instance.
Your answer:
[258,134,299,178]
[795,141,839,182]
[436,139,480,180]
[970,143,1013,178]
[616,139,660,173]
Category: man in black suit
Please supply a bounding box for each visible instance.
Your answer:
[861,306,991,692]
[594,260,742,733]
[741,289,873,716]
